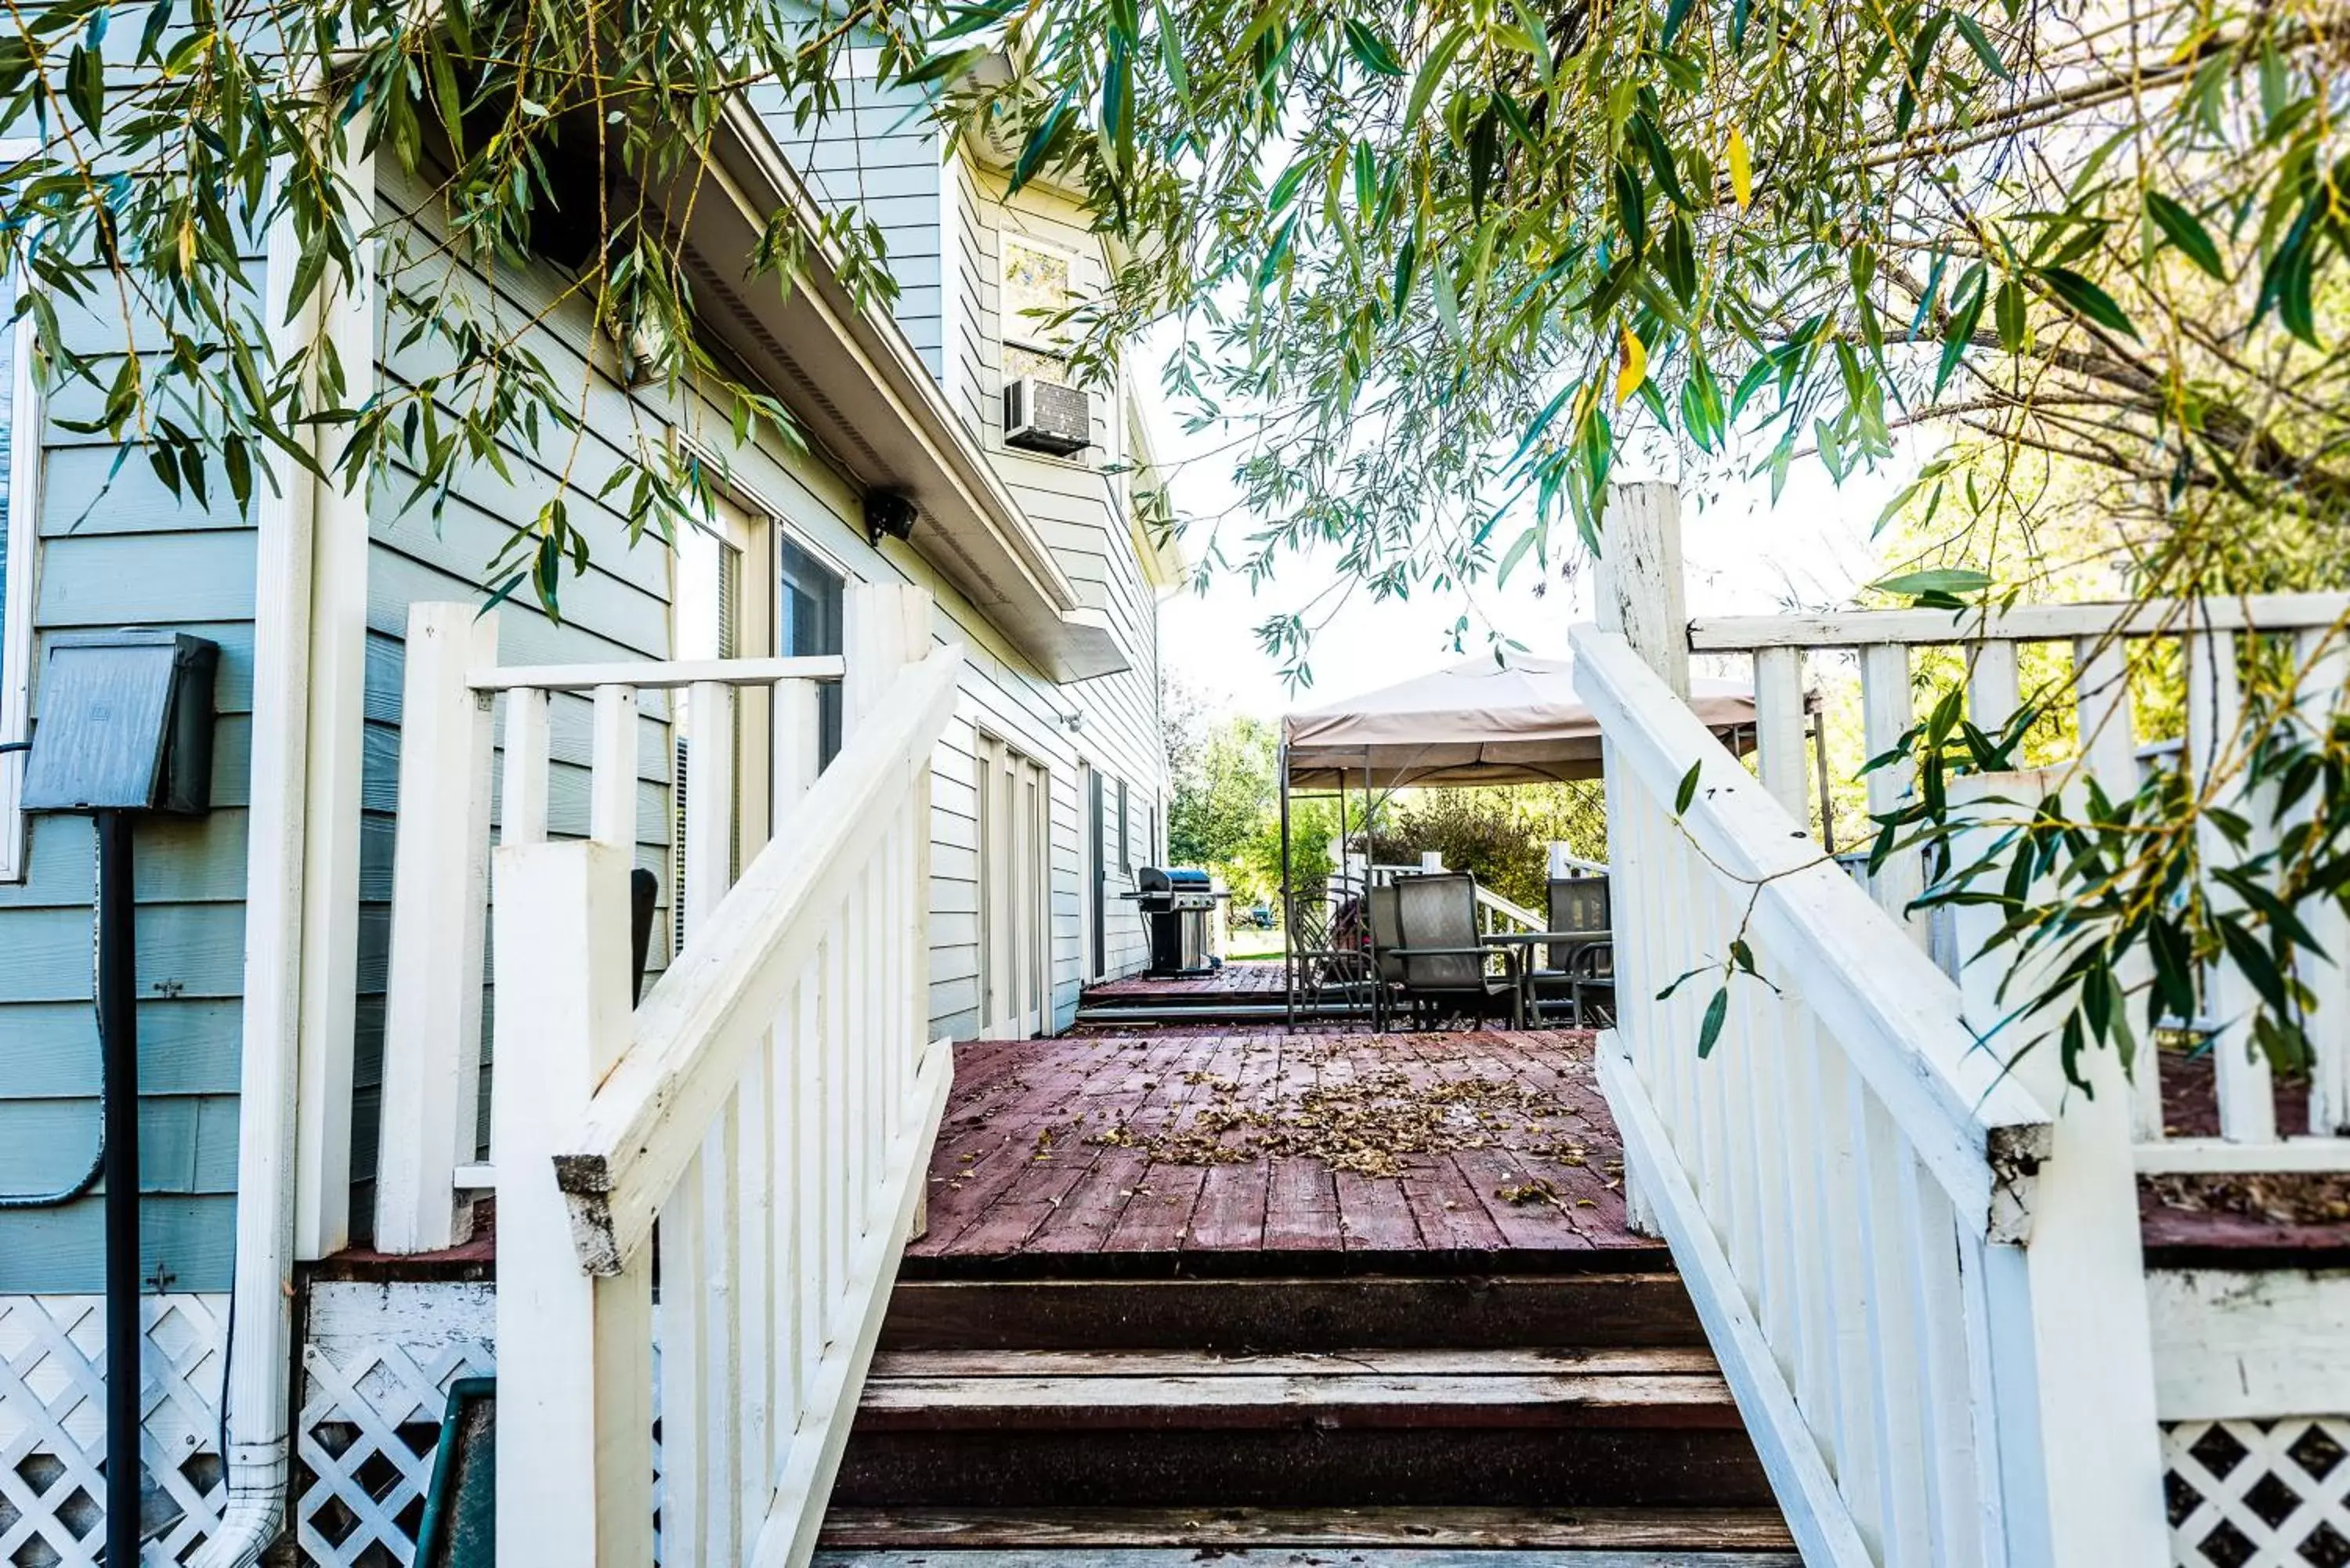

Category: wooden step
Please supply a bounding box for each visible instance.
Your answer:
[818,1552,1798,1567]
[879,1272,1706,1351]
[833,1346,1777,1510]
[818,1505,1798,1553]
[854,1346,1740,1431]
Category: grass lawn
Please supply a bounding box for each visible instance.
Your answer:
[1223,925,1287,959]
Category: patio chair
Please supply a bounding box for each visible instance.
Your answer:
[1390,873,1520,1029]
[1288,893,1374,1020]
[1526,876,1614,1028]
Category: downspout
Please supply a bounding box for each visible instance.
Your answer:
[197,121,377,1568]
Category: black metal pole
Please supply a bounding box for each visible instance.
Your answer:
[96,809,143,1563]
[1278,742,1293,1029]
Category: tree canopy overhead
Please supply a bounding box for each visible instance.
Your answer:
[1,0,2343,1082]
[920,0,2346,663]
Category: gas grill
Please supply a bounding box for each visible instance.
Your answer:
[1125,866,1228,977]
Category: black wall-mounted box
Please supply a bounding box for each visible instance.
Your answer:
[22,630,220,815]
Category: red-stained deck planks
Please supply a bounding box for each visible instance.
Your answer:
[1079,960,1289,1002]
[907,1025,1650,1270]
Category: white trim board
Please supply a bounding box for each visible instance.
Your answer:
[2148,1267,2350,1422]
[0,213,46,883]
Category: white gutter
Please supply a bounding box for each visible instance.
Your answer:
[197,123,377,1568]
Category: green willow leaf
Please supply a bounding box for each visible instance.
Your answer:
[2143,190,2226,279]
[1869,566,1994,598]
[1008,92,1076,192]
[1403,24,1470,128]
[2033,263,2139,338]
[1994,277,2026,351]
[1697,985,1728,1057]
[1952,13,2011,78]
[1342,17,1405,76]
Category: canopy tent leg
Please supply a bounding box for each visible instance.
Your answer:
[1280,740,1294,1030]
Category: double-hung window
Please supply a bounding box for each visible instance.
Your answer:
[999,235,1076,391]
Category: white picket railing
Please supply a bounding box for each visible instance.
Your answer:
[1575,620,2174,1566]
[369,586,960,1566]
[1690,591,2350,1166]
[371,602,852,1252]
[1473,882,1546,938]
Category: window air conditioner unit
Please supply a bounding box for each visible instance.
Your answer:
[1003,375,1091,457]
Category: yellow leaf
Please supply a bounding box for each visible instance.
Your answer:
[1613,323,1647,406]
[1727,125,1752,212]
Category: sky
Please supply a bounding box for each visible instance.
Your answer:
[1133,355,1929,722]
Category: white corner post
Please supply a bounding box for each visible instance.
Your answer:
[494,840,655,1567]
[374,604,500,1252]
[291,129,381,1262]
[1950,773,2170,1566]
[204,112,377,1568]
[1591,480,1687,1238]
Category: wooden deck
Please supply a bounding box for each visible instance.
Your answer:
[1079,959,1289,1003]
[909,1026,1657,1272]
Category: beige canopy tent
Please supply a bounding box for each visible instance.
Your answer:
[1273,652,1815,1025]
[1281,652,1766,790]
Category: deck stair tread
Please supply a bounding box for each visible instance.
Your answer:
[818,1552,1801,1566]
[856,1346,1741,1431]
[870,1346,1724,1377]
[879,1273,1705,1349]
[818,1505,1795,1552]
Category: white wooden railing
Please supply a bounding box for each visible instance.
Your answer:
[1473,883,1546,938]
[371,587,961,1566]
[1691,591,2350,1168]
[1575,619,2172,1566]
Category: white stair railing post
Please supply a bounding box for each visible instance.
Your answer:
[375,602,498,1252]
[1592,480,1686,1237]
[2189,627,2277,1143]
[1859,642,1930,948]
[2073,634,2163,1136]
[1751,645,1809,822]
[494,840,655,1568]
[1950,771,2170,1566]
[1593,480,1690,699]
[2297,629,2350,1134]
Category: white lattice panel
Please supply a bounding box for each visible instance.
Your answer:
[2167,1417,2350,1567]
[0,1293,226,1565]
[295,1281,495,1568]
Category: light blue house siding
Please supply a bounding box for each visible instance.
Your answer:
[757,51,946,378]
[0,91,1166,1282]
[0,292,258,1292]
[345,161,687,1239]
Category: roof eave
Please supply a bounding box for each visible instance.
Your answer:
[663,100,1130,684]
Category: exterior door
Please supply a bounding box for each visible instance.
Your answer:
[673,490,772,948]
[976,734,1050,1038]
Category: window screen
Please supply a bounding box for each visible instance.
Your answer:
[780,536,844,768]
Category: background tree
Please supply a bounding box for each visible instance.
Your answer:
[1167,687,1280,868]
[1364,784,1608,907]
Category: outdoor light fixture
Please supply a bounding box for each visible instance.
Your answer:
[864,489,918,546]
